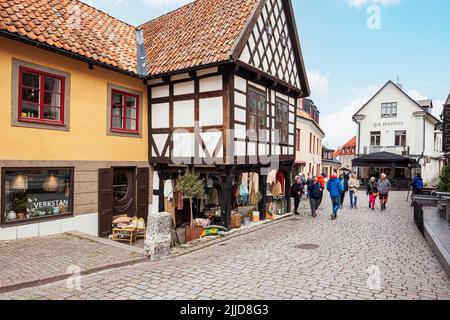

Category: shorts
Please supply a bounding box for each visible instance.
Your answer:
[379,194,388,201]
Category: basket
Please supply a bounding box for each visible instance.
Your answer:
[231,212,242,229]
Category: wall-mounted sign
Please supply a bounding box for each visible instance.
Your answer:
[443,105,450,153]
[373,121,404,128]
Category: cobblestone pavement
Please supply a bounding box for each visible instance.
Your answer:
[2,192,449,300]
[0,233,145,291]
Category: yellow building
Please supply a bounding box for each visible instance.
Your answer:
[0,1,151,239]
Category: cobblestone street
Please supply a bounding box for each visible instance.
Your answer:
[1,192,449,300]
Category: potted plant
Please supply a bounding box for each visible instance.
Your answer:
[176,170,205,243]
[13,194,28,220]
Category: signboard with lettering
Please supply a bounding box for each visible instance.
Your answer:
[443,105,450,153]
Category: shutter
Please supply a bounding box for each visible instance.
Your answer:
[98,168,113,237]
[136,167,150,222]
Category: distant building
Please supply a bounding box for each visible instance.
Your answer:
[334,136,357,171]
[322,147,341,179]
[294,99,325,177]
[352,80,445,186]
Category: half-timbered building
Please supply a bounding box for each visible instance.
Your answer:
[143,0,310,227]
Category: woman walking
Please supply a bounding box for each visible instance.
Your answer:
[366,177,378,210]
[307,176,323,217]
[348,173,360,209]
[327,175,343,220]
[377,173,391,211]
[339,174,349,209]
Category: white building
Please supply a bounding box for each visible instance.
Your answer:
[353,81,445,186]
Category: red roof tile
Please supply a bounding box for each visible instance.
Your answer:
[0,0,138,74]
[140,0,260,76]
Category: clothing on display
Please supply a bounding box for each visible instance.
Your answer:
[164,179,174,200]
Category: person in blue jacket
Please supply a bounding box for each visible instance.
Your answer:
[307,176,323,218]
[327,175,343,220]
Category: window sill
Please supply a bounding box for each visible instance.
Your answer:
[109,129,141,138]
[1,213,74,228]
[18,118,65,126]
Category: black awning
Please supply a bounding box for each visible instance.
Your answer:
[352,152,420,168]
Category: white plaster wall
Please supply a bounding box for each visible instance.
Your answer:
[295,117,324,175]
[0,213,98,240]
[199,97,223,126]
[200,75,223,92]
[173,100,195,128]
[174,81,194,95]
[151,103,169,129]
[151,85,169,98]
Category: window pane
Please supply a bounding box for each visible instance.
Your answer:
[126,119,137,131]
[249,94,257,114]
[112,105,123,117]
[126,96,136,108]
[44,106,60,121]
[21,102,39,119]
[3,169,72,223]
[112,116,122,129]
[22,72,40,88]
[22,87,40,103]
[44,92,61,107]
[44,77,61,93]
[112,93,123,106]
[126,107,136,120]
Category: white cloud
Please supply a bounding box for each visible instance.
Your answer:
[307,70,330,98]
[346,0,401,8]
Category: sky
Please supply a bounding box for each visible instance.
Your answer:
[81,0,450,149]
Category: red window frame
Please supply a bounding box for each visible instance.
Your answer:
[110,89,139,134]
[18,66,65,125]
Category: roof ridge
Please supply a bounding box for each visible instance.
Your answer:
[138,0,197,28]
[77,0,137,29]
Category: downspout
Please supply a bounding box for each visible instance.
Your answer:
[417,116,426,174]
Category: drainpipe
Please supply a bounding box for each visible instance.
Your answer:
[417,116,426,175]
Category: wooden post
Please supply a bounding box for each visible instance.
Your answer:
[259,171,268,221]
[222,166,233,229]
[158,167,165,213]
[284,167,293,214]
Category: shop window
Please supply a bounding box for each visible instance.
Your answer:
[370,131,381,146]
[18,66,65,125]
[395,130,407,147]
[2,168,74,225]
[275,98,289,144]
[110,89,139,134]
[248,87,267,141]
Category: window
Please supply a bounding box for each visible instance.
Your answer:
[381,102,397,118]
[296,129,301,151]
[370,131,381,146]
[19,67,65,124]
[309,133,312,153]
[2,168,73,225]
[395,131,407,147]
[111,89,139,133]
[275,98,289,144]
[248,88,267,141]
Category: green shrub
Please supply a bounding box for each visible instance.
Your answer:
[438,166,450,192]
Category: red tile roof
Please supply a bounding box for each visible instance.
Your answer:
[140,0,259,76]
[334,136,357,157]
[0,0,138,74]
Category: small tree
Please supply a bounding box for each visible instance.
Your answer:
[438,166,450,192]
[176,170,205,229]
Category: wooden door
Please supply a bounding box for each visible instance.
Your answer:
[136,168,150,222]
[98,168,113,237]
[112,167,136,218]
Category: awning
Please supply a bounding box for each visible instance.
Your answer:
[352,152,420,168]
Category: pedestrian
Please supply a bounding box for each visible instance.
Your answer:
[411,173,424,196]
[307,176,323,217]
[348,173,360,209]
[327,174,343,220]
[317,172,326,207]
[377,173,391,211]
[291,176,304,215]
[339,174,348,208]
[306,172,313,190]
[366,177,378,210]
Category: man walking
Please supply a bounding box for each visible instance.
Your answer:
[377,173,391,211]
[348,173,360,209]
[307,176,323,217]
[291,176,304,215]
[327,175,343,220]
[317,173,326,207]
[339,174,348,209]
[411,173,424,196]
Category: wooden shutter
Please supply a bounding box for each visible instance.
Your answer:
[98,168,113,237]
[136,167,150,222]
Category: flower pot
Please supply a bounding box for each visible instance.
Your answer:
[243,216,251,226]
[185,226,203,243]
[252,211,260,223]
[17,212,25,220]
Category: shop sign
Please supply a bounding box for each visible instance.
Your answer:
[31,199,69,210]
[373,121,404,128]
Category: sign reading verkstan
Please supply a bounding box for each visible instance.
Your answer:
[443,105,450,153]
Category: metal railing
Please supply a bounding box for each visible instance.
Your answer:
[366,146,410,155]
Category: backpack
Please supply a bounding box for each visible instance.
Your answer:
[416,178,423,190]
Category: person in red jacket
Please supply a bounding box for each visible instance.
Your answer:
[317,173,326,207]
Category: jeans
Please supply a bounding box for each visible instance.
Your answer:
[331,197,341,216]
[340,192,346,206]
[350,191,358,208]
[294,196,301,214]
[309,198,319,216]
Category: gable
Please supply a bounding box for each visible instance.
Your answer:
[237,0,305,91]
